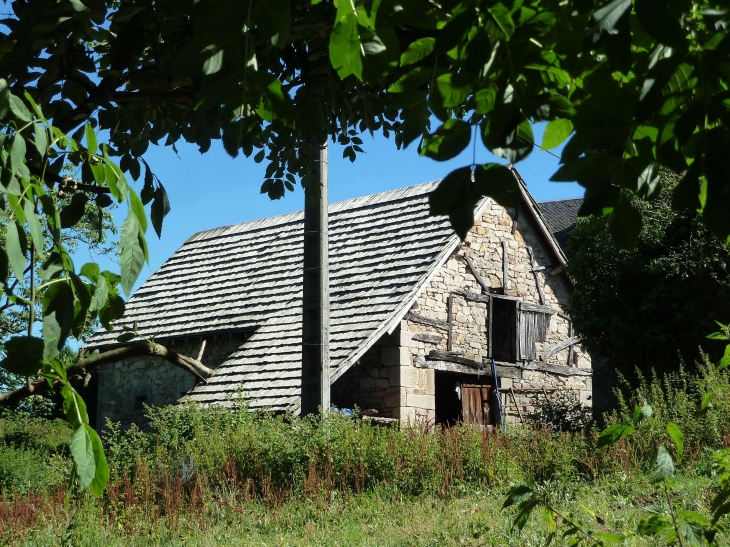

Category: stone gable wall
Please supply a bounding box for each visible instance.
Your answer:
[96,333,248,430]
[333,199,592,425]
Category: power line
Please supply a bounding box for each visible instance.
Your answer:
[533,142,561,160]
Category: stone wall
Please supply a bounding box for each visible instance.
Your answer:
[396,200,592,425]
[96,333,248,430]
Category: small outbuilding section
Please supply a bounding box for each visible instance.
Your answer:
[87,168,591,430]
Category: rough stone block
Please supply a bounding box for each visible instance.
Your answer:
[381,347,400,367]
[407,393,435,410]
[394,406,415,425]
[499,377,513,389]
[399,367,420,388]
[385,387,406,408]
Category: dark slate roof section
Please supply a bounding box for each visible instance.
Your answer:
[538,198,583,251]
[88,182,466,411]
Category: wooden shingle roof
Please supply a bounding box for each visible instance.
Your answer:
[89,182,466,410]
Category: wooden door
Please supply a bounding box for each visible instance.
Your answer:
[461,384,492,425]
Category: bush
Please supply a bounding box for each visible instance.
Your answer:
[0,414,71,495]
[605,354,730,463]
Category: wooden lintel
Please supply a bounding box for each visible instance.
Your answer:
[543,336,582,361]
[462,253,491,292]
[520,302,557,315]
[406,312,450,332]
[531,266,546,273]
[429,350,483,369]
[421,350,591,378]
[549,266,564,276]
[452,290,490,304]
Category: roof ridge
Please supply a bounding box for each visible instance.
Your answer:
[184,180,440,244]
[537,197,583,204]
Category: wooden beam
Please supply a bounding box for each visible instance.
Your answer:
[567,322,575,367]
[447,295,453,351]
[520,302,557,315]
[502,241,510,294]
[526,245,546,305]
[411,333,443,344]
[543,336,582,361]
[196,339,207,362]
[406,312,450,332]
[0,343,214,408]
[453,290,491,304]
[429,350,482,369]
[510,388,524,424]
[488,291,493,359]
[462,253,491,292]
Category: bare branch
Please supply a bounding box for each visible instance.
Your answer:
[0,342,214,408]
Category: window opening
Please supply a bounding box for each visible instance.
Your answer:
[134,395,148,410]
[491,297,518,362]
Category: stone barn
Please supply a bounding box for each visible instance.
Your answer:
[87,168,591,430]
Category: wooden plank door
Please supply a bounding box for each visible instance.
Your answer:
[461,384,492,425]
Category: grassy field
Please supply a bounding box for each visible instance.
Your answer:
[3,472,718,546]
[2,364,729,546]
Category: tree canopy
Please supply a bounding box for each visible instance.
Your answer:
[0,0,729,495]
[567,172,730,383]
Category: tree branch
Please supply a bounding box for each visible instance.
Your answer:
[0,342,215,407]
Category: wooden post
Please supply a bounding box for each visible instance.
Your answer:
[301,141,330,416]
[526,246,546,305]
[567,322,574,367]
[501,241,510,294]
[509,387,524,424]
[447,295,453,351]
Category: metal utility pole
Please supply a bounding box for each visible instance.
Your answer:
[301,141,330,415]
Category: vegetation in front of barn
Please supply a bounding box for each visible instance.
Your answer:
[1,361,729,546]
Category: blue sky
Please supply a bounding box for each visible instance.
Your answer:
[78,123,581,293]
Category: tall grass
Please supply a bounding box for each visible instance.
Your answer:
[0,362,727,544]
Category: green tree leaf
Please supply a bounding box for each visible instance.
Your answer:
[22,198,44,253]
[400,37,435,66]
[151,185,171,238]
[42,280,74,361]
[33,122,47,157]
[0,335,44,376]
[60,193,90,229]
[388,67,432,93]
[541,119,573,150]
[422,119,471,161]
[588,0,632,43]
[428,166,478,240]
[85,122,97,154]
[5,220,27,281]
[69,425,96,490]
[473,163,521,208]
[129,187,148,234]
[9,94,32,122]
[119,211,145,297]
[330,1,363,80]
[488,3,515,38]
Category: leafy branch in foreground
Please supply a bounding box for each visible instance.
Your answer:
[503,323,730,545]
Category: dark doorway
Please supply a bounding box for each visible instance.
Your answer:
[492,297,517,362]
[435,371,495,426]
